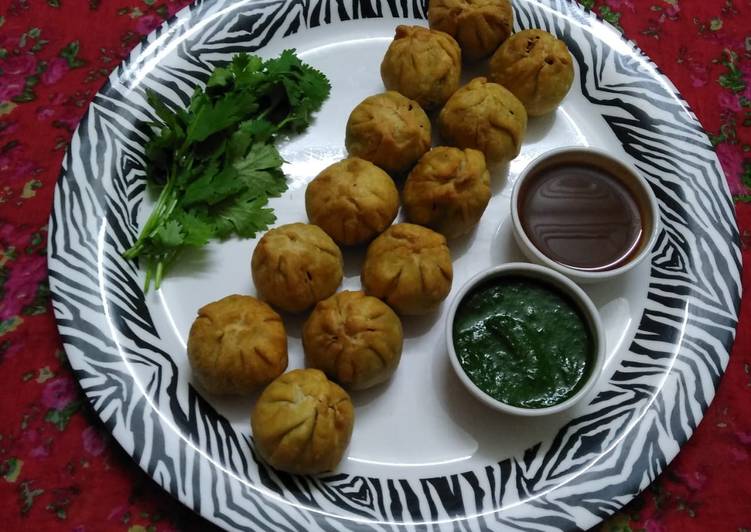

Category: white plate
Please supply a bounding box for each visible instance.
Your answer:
[48,0,741,530]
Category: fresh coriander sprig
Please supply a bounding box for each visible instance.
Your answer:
[123,50,331,291]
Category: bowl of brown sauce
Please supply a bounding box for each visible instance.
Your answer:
[510,147,660,283]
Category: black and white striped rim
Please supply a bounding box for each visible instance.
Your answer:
[48,0,741,530]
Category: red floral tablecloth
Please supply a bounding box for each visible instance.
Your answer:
[0,0,749,530]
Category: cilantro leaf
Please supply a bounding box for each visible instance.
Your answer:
[213,194,278,239]
[186,90,258,143]
[235,142,284,172]
[123,50,331,290]
[206,66,232,90]
[182,165,243,207]
[155,219,184,248]
[175,210,214,247]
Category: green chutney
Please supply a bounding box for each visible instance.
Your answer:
[453,276,594,409]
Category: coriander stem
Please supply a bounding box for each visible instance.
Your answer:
[144,263,153,292]
[124,177,174,257]
[123,152,182,259]
[155,260,165,289]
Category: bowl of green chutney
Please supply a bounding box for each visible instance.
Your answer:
[446,263,606,416]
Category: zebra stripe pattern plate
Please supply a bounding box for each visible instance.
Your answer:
[48,0,741,530]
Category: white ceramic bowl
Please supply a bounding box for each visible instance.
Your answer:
[446,263,606,416]
[510,146,660,284]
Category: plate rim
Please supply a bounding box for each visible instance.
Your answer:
[47,0,742,530]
